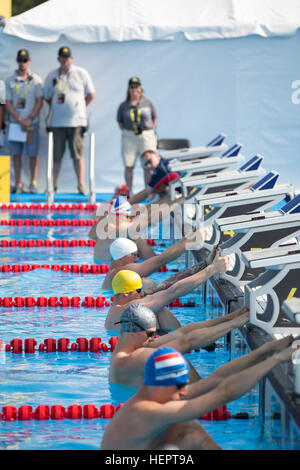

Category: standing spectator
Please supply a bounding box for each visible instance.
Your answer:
[5,49,44,193]
[117,77,158,194]
[44,46,95,194]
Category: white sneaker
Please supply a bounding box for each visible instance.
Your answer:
[28,181,38,193]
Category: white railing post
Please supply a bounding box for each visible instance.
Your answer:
[89,132,95,203]
[47,131,54,205]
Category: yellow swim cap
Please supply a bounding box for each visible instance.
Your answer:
[112,270,142,295]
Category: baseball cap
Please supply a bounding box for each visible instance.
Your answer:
[115,304,157,332]
[129,77,141,87]
[144,347,190,387]
[17,49,30,61]
[58,46,72,58]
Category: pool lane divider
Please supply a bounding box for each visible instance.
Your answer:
[1,263,110,273]
[1,219,98,227]
[1,336,211,354]
[0,203,99,211]
[0,263,168,273]
[0,296,191,308]
[0,239,156,248]
[0,239,95,247]
[0,403,242,421]
[3,336,119,353]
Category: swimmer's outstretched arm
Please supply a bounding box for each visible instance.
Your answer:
[149,309,249,351]
[134,235,201,278]
[185,335,294,399]
[148,306,249,347]
[151,345,296,425]
[140,251,228,314]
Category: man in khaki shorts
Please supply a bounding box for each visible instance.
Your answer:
[44,46,95,194]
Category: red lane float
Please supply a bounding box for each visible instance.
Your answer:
[0,296,111,308]
[0,264,109,274]
[0,239,96,248]
[0,403,233,421]
[0,403,124,421]
[0,295,194,308]
[0,203,98,211]
[0,218,98,227]
[4,336,119,354]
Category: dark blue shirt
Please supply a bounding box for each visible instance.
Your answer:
[148,157,170,189]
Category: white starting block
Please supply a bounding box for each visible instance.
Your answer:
[160,134,228,162]
[242,245,300,336]
[282,298,300,325]
[170,154,266,200]
[168,143,244,179]
[214,194,300,286]
[195,172,294,250]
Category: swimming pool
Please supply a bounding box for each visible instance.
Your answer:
[0,204,298,450]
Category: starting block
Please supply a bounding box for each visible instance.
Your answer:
[215,194,300,286]
[282,298,300,325]
[195,172,294,250]
[243,245,300,336]
[170,154,265,200]
[161,133,228,162]
[168,143,244,179]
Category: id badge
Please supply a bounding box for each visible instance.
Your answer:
[17,97,26,109]
[57,93,65,104]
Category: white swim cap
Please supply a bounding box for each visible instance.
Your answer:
[110,237,138,260]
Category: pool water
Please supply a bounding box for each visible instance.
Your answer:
[0,208,296,450]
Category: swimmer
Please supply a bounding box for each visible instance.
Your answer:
[109,303,250,386]
[102,228,207,291]
[105,250,229,331]
[89,196,157,262]
[101,336,296,450]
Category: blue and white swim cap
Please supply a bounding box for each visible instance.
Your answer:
[144,347,189,387]
[110,196,132,216]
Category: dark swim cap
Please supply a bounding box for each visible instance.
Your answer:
[116,303,157,332]
[144,347,189,386]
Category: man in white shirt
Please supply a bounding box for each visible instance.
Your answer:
[5,49,44,193]
[44,46,95,194]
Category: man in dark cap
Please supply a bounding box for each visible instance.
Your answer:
[109,303,250,386]
[44,46,95,194]
[5,49,44,193]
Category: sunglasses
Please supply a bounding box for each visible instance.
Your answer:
[176,383,187,390]
[115,319,156,336]
[143,159,152,168]
[18,59,28,63]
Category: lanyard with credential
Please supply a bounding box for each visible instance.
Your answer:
[15,78,32,97]
[129,107,141,123]
[57,73,70,92]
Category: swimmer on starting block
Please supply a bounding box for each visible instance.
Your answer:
[105,250,229,332]
[109,303,250,386]
[101,336,296,450]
